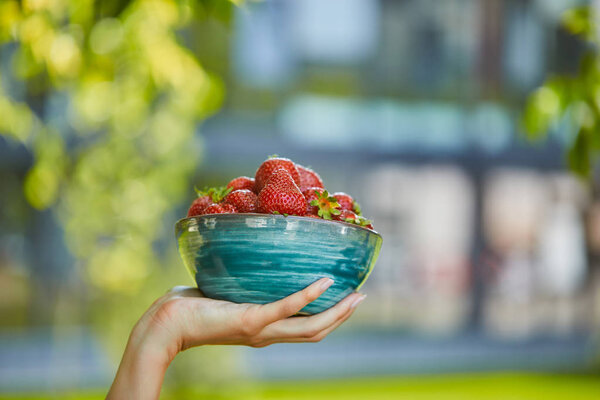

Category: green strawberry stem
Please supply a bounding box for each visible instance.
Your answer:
[346,217,371,227]
[357,216,372,226]
[194,186,232,203]
[311,190,341,220]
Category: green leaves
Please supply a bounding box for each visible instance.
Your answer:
[357,216,372,227]
[344,215,371,227]
[194,186,232,203]
[562,7,595,40]
[312,190,341,220]
[522,5,600,177]
[568,127,591,177]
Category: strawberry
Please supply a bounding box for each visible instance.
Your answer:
[296,164,324,191]
[254,157,301,193]
[257,168,307,216]
[227,176,255,192]
[303,187,325,215]
[187,195,213,217]
[308,189,341,220]
[221,204,237,213]
[223,189,257,213]
[203,203,237,214]
[335,209,374,229]
[187,185,232,217]
[333,192,354,211]
[335,209,359,224]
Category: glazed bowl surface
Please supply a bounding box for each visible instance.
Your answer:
[175,213,382,314]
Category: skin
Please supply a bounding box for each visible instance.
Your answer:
[107,278,365,400]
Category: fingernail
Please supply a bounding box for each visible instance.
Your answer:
[320,278,334,291]
[351,294,366,308]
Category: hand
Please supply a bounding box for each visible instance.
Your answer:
[107,278,365,400]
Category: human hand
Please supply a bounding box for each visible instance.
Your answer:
[107,278,365,400]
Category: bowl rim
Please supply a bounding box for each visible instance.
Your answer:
[176,213,382,238]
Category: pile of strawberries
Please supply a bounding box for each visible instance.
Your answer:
[187,156,374,230]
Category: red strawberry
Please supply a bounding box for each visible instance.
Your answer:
[335,209,374,229]
[307,189,341,220]
[227,176,255,192]
[187,195,213,217]
[296,164,324,191]
[257,168,307,216]
[254,157,301,193]
[303,187,325,215]
[221,204,237,213]
[203,203,237,214]
[223,189,257,213]
[335,209,359,223]
[333,192,354,211]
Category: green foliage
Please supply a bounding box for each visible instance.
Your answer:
[522,6,600,177]
[0,0,238,386]
[0,0,230,289]
[563,6,595,40]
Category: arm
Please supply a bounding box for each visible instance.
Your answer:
[107,278,365,400]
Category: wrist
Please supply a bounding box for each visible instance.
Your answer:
[129,316,180,366]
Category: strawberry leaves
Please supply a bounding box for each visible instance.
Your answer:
[194,186,233,203]
[309,190,341,220]
[352,201,362,216]
[356,216,372,227]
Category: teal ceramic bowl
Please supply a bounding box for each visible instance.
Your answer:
[175,213,382,314]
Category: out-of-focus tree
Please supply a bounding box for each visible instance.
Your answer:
[0,0,229,290]
[523,6,600,177]
[523,4,600,370]
[0,0,243,392]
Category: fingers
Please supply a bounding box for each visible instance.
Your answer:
[261,292,364,339]
[275,302,357,344]
[252,277,335,327]
[250,292,366,347]
[302,300,358,341]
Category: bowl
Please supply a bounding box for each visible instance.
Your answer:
[175,213,383,314]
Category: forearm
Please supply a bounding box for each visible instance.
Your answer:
[107,323,175,400]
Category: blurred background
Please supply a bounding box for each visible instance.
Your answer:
[1,0,600,398]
